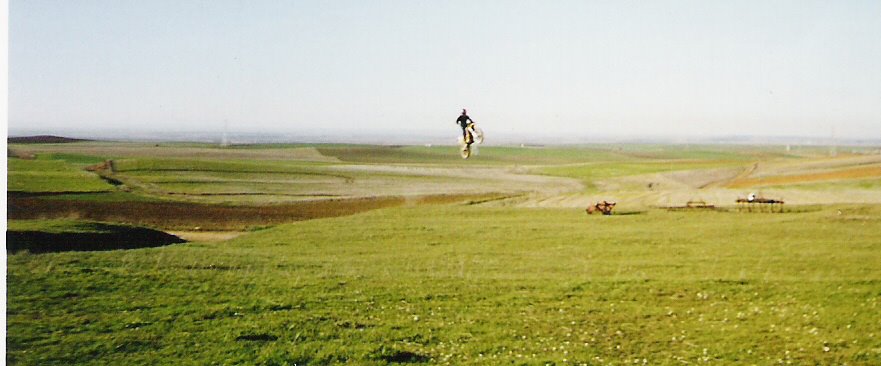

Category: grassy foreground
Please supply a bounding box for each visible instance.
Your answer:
[7,204,881,365]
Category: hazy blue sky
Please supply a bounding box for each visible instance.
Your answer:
[9,0,881,139]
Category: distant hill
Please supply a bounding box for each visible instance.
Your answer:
[8,135,91,144]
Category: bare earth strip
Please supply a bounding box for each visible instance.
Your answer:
[327,164,584,198]
[168,231,244,242]
[12,143,881,210]
[106,166,584,205]
[505,163,881,209]
[7,193,504,231]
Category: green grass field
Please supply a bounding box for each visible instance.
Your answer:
[7,158,114,193]
[7,205,881,364]
[6,141,881,365]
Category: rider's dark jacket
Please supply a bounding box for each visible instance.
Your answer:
[456,114,472,128]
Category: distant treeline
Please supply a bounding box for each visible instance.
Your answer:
[8,135,90,144]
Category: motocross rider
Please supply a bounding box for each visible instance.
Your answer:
[456,109,474,143]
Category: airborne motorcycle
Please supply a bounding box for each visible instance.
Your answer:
[458,122,484,159]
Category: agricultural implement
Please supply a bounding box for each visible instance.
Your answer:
[665,200,716,211]
[736,196,784,213]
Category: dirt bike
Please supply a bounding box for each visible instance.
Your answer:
[457,122,484,159]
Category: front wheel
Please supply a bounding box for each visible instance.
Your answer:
[469,126,484,144]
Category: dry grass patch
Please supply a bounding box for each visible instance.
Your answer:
[169,231,244,242]
[728,166,881,188]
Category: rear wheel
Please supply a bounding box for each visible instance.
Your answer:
[460,145,471,159]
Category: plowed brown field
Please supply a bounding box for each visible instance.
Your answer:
[7,193,499,231]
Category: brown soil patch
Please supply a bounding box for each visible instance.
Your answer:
[7,193,500,231]
[7,149,36,159]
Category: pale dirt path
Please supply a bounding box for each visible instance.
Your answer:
[22,142,879,207]
[707,162,758,188]
[495,161,881,209]
[327,164,585,198]
[169,231,244,242]
[503,165,743,209]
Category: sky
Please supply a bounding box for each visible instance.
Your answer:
[9,0,881,140]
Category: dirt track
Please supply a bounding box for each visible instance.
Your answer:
[327,164,584,198]
[287,159,881,210]
[7,193,503,231]
[11,142,880,212]
[499,160,881,210]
